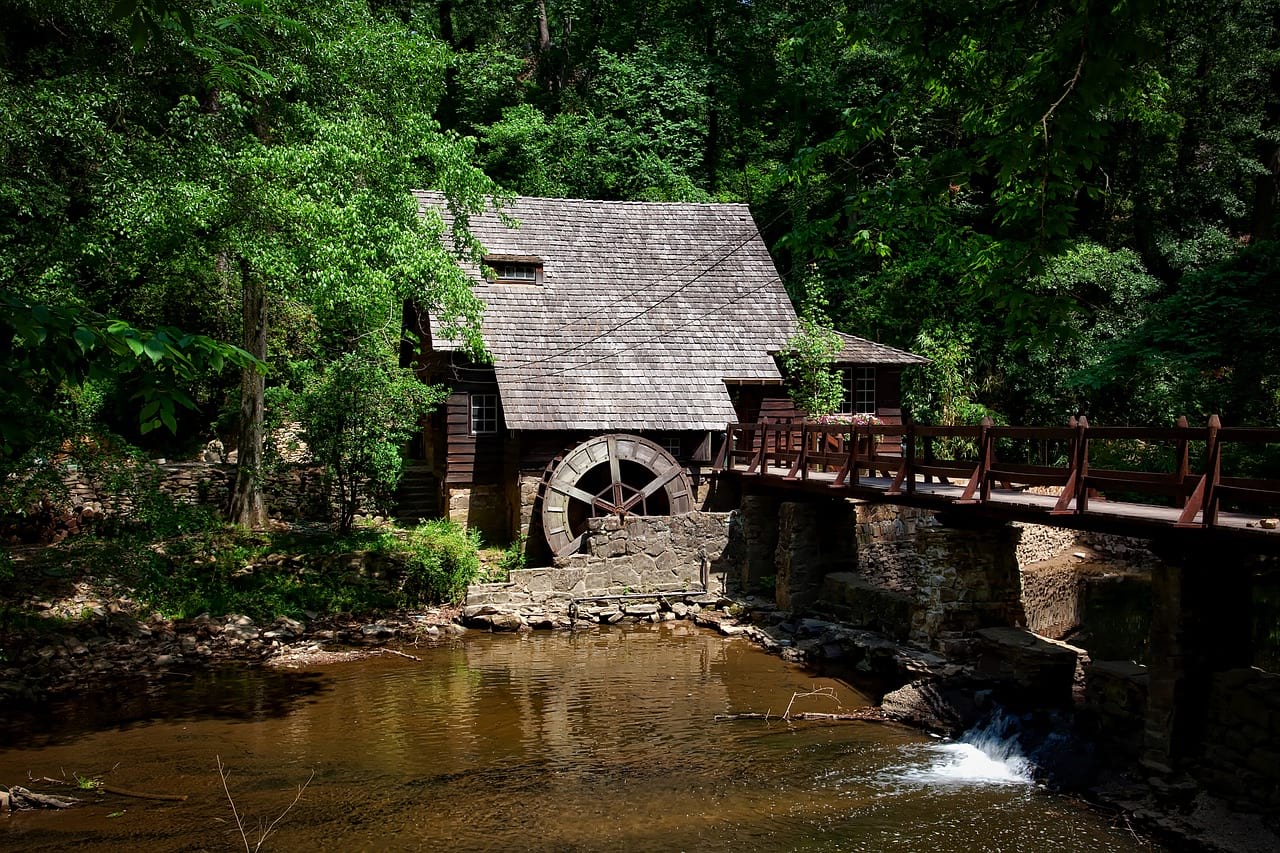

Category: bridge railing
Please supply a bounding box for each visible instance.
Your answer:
[715,415,1280,530]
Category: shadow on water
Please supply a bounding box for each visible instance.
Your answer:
[0,666,331,749]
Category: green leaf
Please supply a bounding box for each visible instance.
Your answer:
[73,326,97,354]
[143,337,166,363]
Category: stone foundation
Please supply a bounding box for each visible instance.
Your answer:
[465,510,736,621]
[444,484,507,539]
[59,461,376,523]
[775,501,856,613]
[1199,667,1280,814]
[557,512,734,596]
[909,523,1026,652]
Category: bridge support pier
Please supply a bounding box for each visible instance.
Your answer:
[738,495,781,592]
[1142,545,1254,775]
[910,518,1026,654]
[774,500,856,613]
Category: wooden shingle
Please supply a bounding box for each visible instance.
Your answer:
[416,192,918,431]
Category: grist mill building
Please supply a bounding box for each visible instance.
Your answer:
[408,191,925,563]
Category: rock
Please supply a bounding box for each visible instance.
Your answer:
[879,679,979,736]
[223,616,260,641]
[624,603,660,616]
[670,601,689,618]
[489,612,525,632]
[361,622,395,639]
[268,616,306,638]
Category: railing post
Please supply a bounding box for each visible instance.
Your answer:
[1204,414,1222,527]
[716,423,734,471]
[923,434,935,484]
[978,416,994,503]
[1051,416,1081,515]
[905,416,916,496]
[791,422,810,480]
[851,425,862,487]
[1076,416,1090,513]
[1174,415,1190,508]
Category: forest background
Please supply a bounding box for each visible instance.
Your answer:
[2,0,1279,525]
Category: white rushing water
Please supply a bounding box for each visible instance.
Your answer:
[893,714,1036,786]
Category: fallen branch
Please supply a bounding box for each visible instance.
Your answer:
[1,786,80,810]
[715,685,888,724]
[379,648,421,662]
[715,708,887,723]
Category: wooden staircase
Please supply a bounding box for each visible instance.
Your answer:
[393,462,440,524]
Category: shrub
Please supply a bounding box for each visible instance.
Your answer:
[401,519,481,605]
[498,534,527,576]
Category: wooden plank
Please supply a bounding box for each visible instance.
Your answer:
[1086,426,1203,440]
[1214,483,1280,504]
[913,426,983,438]
[1083,475,1189,497]
[1218,427,1280,442]
[988,462,1070,478]
[989,427,1078,440]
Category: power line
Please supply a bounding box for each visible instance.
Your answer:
[532,275,789,380]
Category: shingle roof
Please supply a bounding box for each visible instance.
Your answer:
[832,331,929,365]
[415,191,918,431]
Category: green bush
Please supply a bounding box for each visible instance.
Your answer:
[401,520,481,605]
[498,534,527,576]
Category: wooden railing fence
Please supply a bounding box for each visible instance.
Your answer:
[712,415,1280,530]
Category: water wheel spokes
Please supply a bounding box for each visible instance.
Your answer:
[541,433,694,557]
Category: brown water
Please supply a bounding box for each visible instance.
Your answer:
[0,624,1160,852]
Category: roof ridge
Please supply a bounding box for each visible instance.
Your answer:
[412,188,751,211]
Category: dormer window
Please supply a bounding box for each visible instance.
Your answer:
[486,255,544,285]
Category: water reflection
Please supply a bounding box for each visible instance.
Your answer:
[0,624,1162,852]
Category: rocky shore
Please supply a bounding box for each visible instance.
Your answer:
[4,585,1277,853]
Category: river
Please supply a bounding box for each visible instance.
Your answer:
[0,623,1161,852]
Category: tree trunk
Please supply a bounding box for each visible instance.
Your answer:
[230,260,268,529]
[536,0,551,54]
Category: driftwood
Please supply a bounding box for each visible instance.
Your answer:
[379,648,421,662]
[1,786,80,812]
[101,784,188,802]
[714,708,887,723]
[714,686,889,724]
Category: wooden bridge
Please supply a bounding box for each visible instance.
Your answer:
[712,416,1280,553]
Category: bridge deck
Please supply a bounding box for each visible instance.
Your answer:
[745,464,1269,536]
[716,418,1280,552]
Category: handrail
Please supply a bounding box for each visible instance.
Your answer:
[714,414,1280,533]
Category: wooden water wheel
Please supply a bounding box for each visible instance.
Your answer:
[541,434,694,557]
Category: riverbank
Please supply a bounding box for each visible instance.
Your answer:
[2,563,1274,852]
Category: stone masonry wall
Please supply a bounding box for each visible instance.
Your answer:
[737,495,781,590]
[557,512,735,597]
[775,501,856,613]
[445,484,507,539]
[1013,522,1079,567]
[1199,667,1280,813]
[855,503,936,594]
[60,461,376,524]
[910,524,1026,654]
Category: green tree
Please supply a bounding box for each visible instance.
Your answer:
[294,350,445,531]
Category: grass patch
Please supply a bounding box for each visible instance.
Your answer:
[5,516,484,624]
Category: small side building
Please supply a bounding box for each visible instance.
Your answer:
[409,192,925,561]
